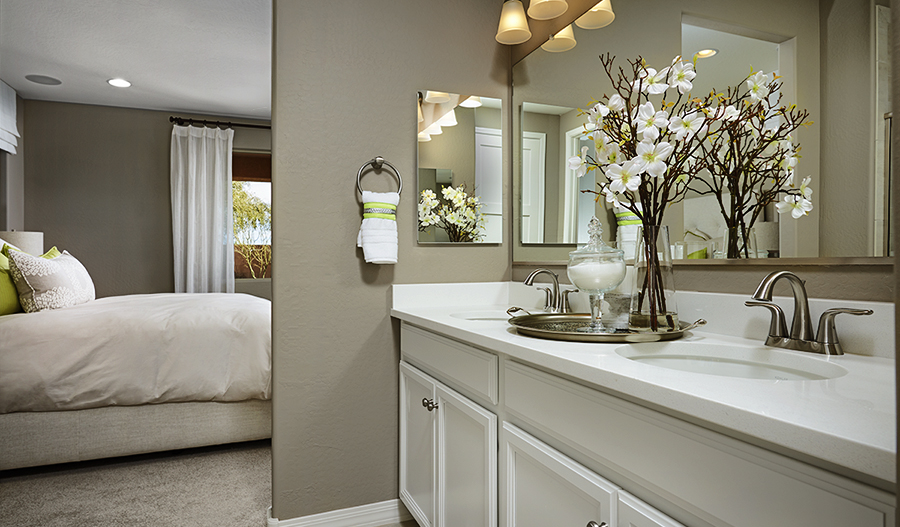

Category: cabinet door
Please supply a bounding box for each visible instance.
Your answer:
[616,491,685,527]
[502,423,617,527]
[400,363,437,527]
[437,383,497,527]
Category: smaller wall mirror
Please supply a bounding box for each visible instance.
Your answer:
[417,91,503,243]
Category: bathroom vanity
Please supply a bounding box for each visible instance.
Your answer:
[392,282,896,527]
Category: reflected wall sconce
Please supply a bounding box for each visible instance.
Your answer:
[424,91,450,104]
[459,96,483,108]
[496,0,532,45]
[435,108,458,127]
[496,0,614,49]
[541,24,576,52]
[574,0,615,29]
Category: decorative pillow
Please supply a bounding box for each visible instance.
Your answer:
[7,249,96,312]
[0,245,62,315]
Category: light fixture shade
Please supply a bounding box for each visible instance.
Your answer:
[424,123,443,136]
[436,108,458,127]
[541,24,576,52]
[574,0,615,29]
[459,96,482,108]
[527,0,568,20]
[417,132,432,142]
[424,90,450,104]
[0,231,43,255]
[495,0,532,45]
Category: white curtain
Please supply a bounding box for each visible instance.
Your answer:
[0,81,20,154]
[170,125,235,293]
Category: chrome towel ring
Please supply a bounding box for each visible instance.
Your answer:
[356,156,402,195]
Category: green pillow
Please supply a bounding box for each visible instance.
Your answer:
[0,245,63,315]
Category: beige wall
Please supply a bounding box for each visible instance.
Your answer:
[271,0,510,520]
[22,100,269,298]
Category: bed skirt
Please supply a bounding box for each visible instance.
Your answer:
[0,399,272,471]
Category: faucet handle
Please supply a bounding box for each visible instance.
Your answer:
[815,308,874,355]
[745,300,788,338]
[561,289,578,313]
[536,287,554,312]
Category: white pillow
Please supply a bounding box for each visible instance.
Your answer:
[0,237,20,252]
[6,250,95,312]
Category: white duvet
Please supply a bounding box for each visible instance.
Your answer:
[0,293,271,413]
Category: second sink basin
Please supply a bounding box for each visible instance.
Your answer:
[615,342,848,381]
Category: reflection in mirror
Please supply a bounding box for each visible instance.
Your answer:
[417,92,503,243]
[513,0,892,262]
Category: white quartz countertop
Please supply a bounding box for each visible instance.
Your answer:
[391,282,896,489]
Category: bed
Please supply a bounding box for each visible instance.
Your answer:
[0,292,272,471]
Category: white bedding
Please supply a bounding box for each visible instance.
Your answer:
[0,293,271,413]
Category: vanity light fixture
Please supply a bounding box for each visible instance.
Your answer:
[107,78,132,88]
[424,90,450,104]
[541,24,576,52]
[696,48,718,58]
[495,0,532,45]
[424,122,443,136]
[528,0,568,20]
[459,96,482,108]
[574,0,615,29]
[417,131,432,142]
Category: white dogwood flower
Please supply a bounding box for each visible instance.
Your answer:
[776,194,813,218]
[605,159,642,193]
[668,60,696,94]
[567,145,590,178]
[634,101,669,142]
[668,111,706,141]
[634,141,674,178]
[746,71,770,102]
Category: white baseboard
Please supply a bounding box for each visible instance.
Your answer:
[266,499,413,527]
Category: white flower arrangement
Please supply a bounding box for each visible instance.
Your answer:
[567,54,813,259]
[418,185,486,242]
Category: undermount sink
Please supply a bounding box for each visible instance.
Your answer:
[449,310,512,321]
[615,342,849,381]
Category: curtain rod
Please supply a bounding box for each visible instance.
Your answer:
[169,116,271,130]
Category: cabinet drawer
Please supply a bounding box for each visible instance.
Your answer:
[401,323,499,404]
[504,360,892,527]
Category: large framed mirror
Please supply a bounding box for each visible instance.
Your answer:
[513,0,892,263]
[417,91,503,244]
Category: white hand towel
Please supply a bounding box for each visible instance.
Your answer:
[357,190,400,264]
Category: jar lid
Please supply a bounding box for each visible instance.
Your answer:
[569,216,623,259]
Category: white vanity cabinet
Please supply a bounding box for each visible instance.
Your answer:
[400,361,497,527]
[397,321,895,527]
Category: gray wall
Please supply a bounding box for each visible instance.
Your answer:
[271,0,510,520]
[22,100,269,298]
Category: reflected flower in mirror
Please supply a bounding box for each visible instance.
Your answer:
[418,185,486,242]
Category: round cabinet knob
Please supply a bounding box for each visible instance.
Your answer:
[421,398,438,411]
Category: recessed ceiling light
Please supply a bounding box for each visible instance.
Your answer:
[25,74,62,86]
[107,78,132,88]
[696,48,719,58]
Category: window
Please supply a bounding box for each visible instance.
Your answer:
[232,151,271,279]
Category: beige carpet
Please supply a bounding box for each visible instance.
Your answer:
[0,440,271,527]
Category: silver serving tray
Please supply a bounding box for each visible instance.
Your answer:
[506,309,706,343]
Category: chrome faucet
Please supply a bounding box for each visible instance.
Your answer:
[524,268,567,313]
[745,271,872,355]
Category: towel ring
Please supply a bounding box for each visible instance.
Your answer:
[356,156,402,195]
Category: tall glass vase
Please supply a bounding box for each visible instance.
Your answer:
[720,225,758,259]
[629,225,679,332]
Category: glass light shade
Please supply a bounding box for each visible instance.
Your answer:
[424,123,443,136]
[436,108,458,127]
[541,24,576,52]
[424,90,450,104]
[459,96,482,108]
[417,131,432,142]
[527,0,568,20]
[495,0,532,45]
[574,0,615,29]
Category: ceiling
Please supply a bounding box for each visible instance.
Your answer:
[0,0,272,121]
